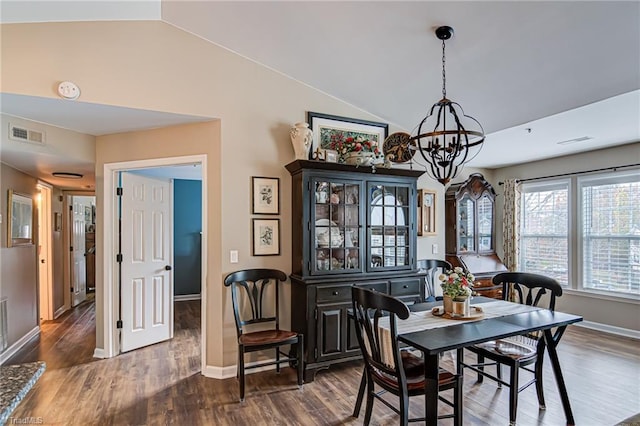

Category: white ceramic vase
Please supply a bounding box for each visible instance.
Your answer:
[290,122,313,160]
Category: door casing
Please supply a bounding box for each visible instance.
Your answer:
[102,155,207,371]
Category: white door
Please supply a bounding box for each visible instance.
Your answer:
[120,172,173,352]
[71,197,87,307]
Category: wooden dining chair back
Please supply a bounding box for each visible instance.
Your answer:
[417,259,452,301]
[351,286,461,426]
[223,268,303,402]
[459,272,563,426]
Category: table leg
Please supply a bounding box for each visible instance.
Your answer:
[424,352,439,426]
[543,327,575,425]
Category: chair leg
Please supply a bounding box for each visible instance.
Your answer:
[535,354,546,409]
[497,362,503,388]
[509,364,519,426]
[400,390,409,426]
[276,345,281,373]
[363,375,374,426]
[477,353,485,383]
[297,336,304,389]
[352,368,366,418]
[239,345,246,402]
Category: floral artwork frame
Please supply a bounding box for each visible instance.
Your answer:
[252,176,279,215]
[307,112,388,160]
[253,218,280,256]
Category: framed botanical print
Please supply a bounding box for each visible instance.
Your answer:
[252,176,279,215]
[253,218,280,256]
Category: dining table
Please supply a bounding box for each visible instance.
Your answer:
[393,296,583,426]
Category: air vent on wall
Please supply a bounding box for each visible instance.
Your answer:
[8,123,46,145]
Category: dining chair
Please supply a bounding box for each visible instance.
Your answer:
[457,272,563,425]
[223,268,304,402]
[417,259,452,301]
[351,286,462,425]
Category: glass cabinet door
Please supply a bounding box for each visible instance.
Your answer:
[477,194,493,251]
[458,194,475,252]
[312,178,361,274]
[368,183,411,270]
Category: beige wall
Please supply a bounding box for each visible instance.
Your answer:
[96,121,223,365]
[1,20,409,367]
[493,142,640,331]
[0,164,39,347]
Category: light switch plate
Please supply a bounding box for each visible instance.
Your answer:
[230,250,239,263]
[432,243,438,254]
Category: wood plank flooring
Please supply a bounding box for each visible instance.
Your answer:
[4,299,639,425]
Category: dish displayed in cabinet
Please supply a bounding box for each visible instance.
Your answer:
[315,219,343,248]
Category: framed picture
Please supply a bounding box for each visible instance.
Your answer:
[324,149,339,163]
[307,112,388,160]
[418,189,437,236]
[252,176,279,215]
[7,189,34,247]
[253,218,280,256]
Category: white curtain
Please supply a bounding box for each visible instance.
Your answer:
[502,179,521,271]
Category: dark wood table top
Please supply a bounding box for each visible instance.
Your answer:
[399,297,583,355]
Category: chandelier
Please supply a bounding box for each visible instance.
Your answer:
[410,26,485,185]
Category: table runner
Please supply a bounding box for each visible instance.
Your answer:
[377,300,542,367]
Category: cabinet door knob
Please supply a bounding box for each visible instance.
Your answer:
[332,291,339,296]
[403,285,409,289]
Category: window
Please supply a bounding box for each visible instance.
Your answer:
[520,181,570,286]
[579,172,640,296]
[518,169,640,299]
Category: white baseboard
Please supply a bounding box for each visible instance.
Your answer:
[202,358,280,380]
[174,294,201,302]
[93,348,107,359]
[53,305,67,319]
[0,326,40,365]
[577,321,640,340]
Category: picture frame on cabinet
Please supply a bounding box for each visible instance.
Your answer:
[418,189,437,236]
[307,112,388,160]
[252,176,280,215]
[253,218,280,256]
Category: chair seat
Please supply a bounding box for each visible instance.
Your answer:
[473,336,538,361]
[375,350,457,392]
[239,329,298,346]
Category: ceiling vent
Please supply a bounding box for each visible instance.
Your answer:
[556,136,593,145]
[8,123,46,145]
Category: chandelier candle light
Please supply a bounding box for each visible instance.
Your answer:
[410,26,485,185]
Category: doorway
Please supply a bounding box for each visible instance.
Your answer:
[37,182,53,321]
[102,155,207,370]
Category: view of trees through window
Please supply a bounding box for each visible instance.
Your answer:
[520,183,569,285]
[519,170,639,298]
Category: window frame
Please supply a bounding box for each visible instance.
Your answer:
[577,170,640,298]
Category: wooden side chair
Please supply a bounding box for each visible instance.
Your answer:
[457,272,563,425]
[417,259,452,301]
[351,286,462,425]
[223,268,304,402]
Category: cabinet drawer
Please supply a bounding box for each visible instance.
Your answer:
[390,279,421,296]
[317,286,352,303]
[317,282,387,303]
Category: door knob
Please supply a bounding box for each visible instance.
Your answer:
[165,265,172,271]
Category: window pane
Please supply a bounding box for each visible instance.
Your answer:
[520,182,569,285]
[581,177,640,295]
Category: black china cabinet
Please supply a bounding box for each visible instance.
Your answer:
[286,160,424,381]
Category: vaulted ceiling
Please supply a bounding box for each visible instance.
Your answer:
[1,1,639,188]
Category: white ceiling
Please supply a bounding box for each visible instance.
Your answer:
[1,1,639,188]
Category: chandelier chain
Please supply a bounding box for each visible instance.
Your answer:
[441,38,447,98]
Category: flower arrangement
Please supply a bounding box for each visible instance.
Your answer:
[328,134,382,162]
[439,267,474,299]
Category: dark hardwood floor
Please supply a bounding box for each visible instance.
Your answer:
[5,299,639,425]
